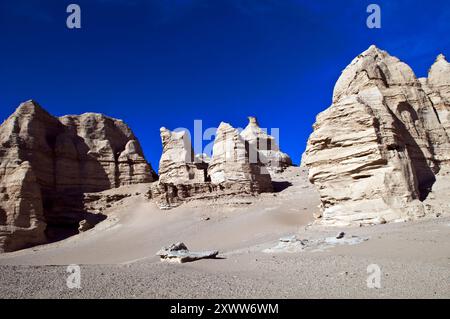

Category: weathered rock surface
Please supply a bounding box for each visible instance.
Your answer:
[149,121,273,209]
[263,233,368,253]
[156,242,219,263]
[148,182,216,209]
[208,122,273,193]
[302,46,450,226]
[149,127,210,208]
[0,161,46,252]
[240,116,292,174]
[420,54,450,148]
[0,100,156,252]
[158,127,207,184]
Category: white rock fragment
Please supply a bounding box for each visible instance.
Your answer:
[156,242,219,263]
[263,233,369,253]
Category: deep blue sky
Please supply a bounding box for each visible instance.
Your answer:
[1,0,450,169]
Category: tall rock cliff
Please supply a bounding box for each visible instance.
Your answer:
[302,46,450,226]
[0,100,157,252]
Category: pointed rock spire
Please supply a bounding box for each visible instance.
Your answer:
[428,52,450,87]
[333,45,416,103]
[436,53,446,62]
[158,127,206,184]
[208,121,272,193]
[240,116,292,174]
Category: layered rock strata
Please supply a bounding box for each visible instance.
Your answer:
[149,122,273,208]
[0,100,156,252]
[302,46,450,226]
[158,127,208,184]
[208,122,273,193]
[240,116,292,174]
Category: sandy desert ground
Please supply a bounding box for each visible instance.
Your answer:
[0,167,449,299]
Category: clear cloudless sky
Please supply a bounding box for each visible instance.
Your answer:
[1,0,450,170]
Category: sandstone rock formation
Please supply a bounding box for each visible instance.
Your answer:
[0,100,157,252]
[195,153,211,164]
[149,121,273,208]
[420,54,450,146]
[0,161,46,252]
[208,122,273,193]
[158,127,207,184]
[240,116,292,174]
[149,127,210,208]
[302,46,450,226]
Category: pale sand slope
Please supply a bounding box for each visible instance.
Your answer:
[0,167,449,298]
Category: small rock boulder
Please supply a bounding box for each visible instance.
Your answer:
[156,242,219,263]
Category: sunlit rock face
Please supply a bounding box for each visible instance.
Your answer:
[302,46,450,226]
[0,101,157,252]
[240,116,292,175]
[158,127,207,185]
[149,121,273,209]
[208,122,273,193]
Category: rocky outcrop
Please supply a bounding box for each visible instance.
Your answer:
[240,116,292,174]
[420,54,450,150]
[158,127,207,184]
[149,127,210,208]
[0,100,157,252]
[208,122,273,193]
[58,112,157,189]
[149,121,273,208]
[156,242,219,263]
[118,140,156,185]
[0,161,46,252]
[302,46,450,226]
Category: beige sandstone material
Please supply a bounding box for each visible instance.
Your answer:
[302,46,450,226]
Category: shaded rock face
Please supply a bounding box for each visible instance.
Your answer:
[0,100,156,252]
[240,116,292,174]
[149,122,273,208]
[0,161,46,252]
[302,46,450,226]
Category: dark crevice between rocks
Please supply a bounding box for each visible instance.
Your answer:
[352,174,373,180]
[376,65,390,88]
[45,133,58,190]
[272,181,293,193]
[128,158,134,180]
[43,193,107,243]
[389,103,436,201]
[45,210,107,243]
[114,152,121,188]
[43,196,108,244]
[0,207,6,225]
